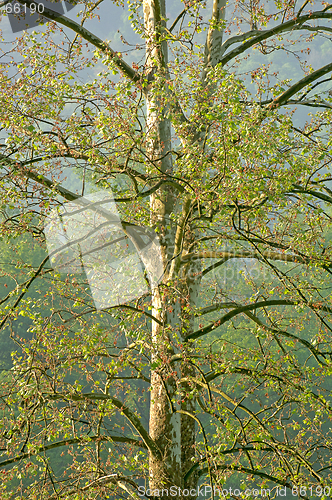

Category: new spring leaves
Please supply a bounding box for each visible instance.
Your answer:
[44,190,163,309]
[5,0,75,33]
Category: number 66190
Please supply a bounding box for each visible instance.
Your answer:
[6,2,45,14]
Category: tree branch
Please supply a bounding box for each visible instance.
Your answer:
[169,195,192,279]
[0,153,156,235]
[186,299,332,341]
[195,301,236,316]
[46,392,161,459]
[0,435,146,468]
[195,463,293,488]
[218,10,332,67]
[182,249,329,266]
[269,63,332,110]
[16,0,141,85]
[169,7,187,32]
[290,183,332,204]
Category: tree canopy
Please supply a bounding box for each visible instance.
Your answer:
[0,0,332,498]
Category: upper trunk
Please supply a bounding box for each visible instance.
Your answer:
[202,0,227,83]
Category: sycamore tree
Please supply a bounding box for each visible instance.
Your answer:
[0,0,332,498]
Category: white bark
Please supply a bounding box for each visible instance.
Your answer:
[202,0,227,82]
[143,0,184,491]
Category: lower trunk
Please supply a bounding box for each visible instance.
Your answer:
[149,370,181,488]
[149,288,181,492]
[148,262,200,497]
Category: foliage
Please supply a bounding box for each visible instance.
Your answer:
[0,0,332,498]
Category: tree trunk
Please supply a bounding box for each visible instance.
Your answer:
[143,0,183,492]
[142,0,224,491]
[143,0,203,493]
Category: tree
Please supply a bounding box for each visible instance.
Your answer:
[0,0,332,497]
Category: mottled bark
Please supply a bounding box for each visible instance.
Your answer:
[143,0,182,492]
[144,0,223,494]
[202,0,227,82]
